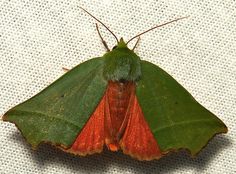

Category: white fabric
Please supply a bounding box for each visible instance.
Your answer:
[0,0,235,173]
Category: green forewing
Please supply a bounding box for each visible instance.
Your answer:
[3,57,107,147]
[136,61,227,155]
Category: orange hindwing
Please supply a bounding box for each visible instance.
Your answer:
[66,81,162,160]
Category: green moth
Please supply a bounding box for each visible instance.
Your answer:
[2,8,227,161]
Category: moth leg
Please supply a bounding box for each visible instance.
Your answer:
[96,23,110,52]
[62,67,70,72]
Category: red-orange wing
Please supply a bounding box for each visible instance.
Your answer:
[120,94,162,161]
[66,96,105,156]
[65,81,162,160]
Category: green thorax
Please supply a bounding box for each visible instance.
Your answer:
[103,38,141,81]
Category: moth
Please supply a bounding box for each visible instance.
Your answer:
[3,7,227,161]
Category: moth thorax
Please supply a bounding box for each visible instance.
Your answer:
[103,48,142,81]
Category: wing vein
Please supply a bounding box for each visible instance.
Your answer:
[10,110,81,129]
[153,119,218,133]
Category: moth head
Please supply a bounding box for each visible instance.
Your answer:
[112,38,127,50]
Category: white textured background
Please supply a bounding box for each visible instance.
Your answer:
[0,0,235,173]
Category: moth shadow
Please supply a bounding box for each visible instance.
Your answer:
[115,135,232,173]
[10,131,110,173]
[10,132,231,173]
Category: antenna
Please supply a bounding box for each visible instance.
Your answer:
[79,6,119,43]
[126,16,189,45]
[96,23,110,52]
[132,37,141,50]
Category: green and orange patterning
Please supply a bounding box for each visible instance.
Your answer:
[3,39,227,161]
[67,81,162,161]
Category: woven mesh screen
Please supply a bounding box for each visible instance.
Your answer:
[0,1,235,173]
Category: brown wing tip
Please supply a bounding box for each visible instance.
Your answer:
[61,146,104,157]
[2,113,8,121]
